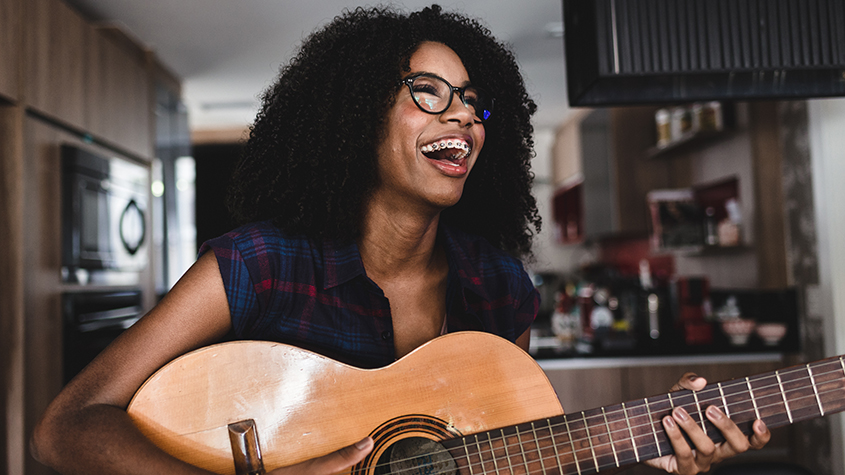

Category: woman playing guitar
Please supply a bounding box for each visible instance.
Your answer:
[31,6,769,475]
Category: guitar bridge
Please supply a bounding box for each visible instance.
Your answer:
[228,419,265,475]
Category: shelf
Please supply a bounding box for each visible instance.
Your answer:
[652,244,752,257]
[646,129,734,159]
[537,352,783,371]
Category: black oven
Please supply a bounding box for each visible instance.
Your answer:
[62,289,143,383]
[61,145,149,284]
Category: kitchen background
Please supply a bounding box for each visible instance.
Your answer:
[2,1,845,474]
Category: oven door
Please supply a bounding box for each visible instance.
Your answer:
[62,290,143,383]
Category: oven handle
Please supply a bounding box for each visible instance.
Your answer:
[78,315,141,333]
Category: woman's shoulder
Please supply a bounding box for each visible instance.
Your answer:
[441,225,534,297]
[442,225,526,272]
[200,220,315,260]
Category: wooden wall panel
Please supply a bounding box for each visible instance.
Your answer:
[749,102,789,289]
[0,0,22,101]
[23,117,69,475]
[1,104,25,475]
[24,0,87,128]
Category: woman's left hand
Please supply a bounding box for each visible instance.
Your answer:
[643,373,771,474]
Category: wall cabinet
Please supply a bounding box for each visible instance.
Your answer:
[23,0,153,158]
[0,0,22,101]
[86,28,153,158]
[24,0,87,128]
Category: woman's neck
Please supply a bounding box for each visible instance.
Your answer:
[357,202,444,281]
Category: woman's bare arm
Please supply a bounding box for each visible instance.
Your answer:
[31,252,234,474]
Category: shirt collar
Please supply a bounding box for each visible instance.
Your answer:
[321,238,366,290]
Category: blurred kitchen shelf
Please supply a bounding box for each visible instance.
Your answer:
[652,244,753,257]
[646,129,736,159]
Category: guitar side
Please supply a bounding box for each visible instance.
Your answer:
[127,331,564,474]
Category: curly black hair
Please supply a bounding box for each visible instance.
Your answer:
[227,4,541,256]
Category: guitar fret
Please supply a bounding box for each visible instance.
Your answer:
[500,429,515,474]
[808,364,825,416]
[487,434,498,473]
[840,357,845,375]
[547,418,565,474]
[644,398,662,457]
[622,402,640,463]
[692,391,706,434]
[564,416,583,475]
[476,433,494,474]
[717,382,730,418]
[602,407,620,468]
[776,370,794,423]
[463,437,475,475]
[746,377,761,420]
[667,392,675,409]
[514,425,531,474]
[531,422,547,474]
[581,412,600,472]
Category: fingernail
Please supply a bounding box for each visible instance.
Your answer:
[674,407,689,421]
[664,416,676,429]
[355,437,373,450]
[688,374,699,381]
[707,406,724,420]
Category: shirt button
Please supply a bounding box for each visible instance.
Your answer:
[381,330,392,340]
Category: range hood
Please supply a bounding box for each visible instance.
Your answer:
[564,0,845,106]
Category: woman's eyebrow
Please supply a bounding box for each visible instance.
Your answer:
[410,71,473,87]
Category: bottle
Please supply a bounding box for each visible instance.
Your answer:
[655,109,671,147]
[704,207,719,246]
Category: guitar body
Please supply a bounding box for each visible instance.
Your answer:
[128,332,564,474]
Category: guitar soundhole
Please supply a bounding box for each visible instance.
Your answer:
[375,437,457,475]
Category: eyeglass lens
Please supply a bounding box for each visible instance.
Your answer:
[409,75,492,121]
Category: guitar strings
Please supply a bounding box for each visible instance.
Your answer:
[351,364,844,475]
[358,386,843,475]
[357,365,845,474]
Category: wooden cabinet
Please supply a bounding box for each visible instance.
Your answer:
[21,116,155,475]
[0,0,22,101]
[23,0,154,158]
[86,28,153,158]
[24,0,87,127]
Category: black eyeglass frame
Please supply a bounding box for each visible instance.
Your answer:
[400,73,495,122]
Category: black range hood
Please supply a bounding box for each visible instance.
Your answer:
[564,0,845,106]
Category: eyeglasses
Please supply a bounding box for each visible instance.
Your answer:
[400,73,494,122]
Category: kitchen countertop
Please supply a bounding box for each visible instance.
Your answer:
[536,351,783,371]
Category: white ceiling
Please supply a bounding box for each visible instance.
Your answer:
[65,0,573,132]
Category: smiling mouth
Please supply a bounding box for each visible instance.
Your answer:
[420,138,471,164]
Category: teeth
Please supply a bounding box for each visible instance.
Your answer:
[421,139,471,155]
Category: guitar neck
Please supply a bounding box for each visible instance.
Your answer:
[443,355,845,474]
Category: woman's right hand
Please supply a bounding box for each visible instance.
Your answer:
[267,437,373,474]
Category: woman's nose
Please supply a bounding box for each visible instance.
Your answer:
[440,91,475,126]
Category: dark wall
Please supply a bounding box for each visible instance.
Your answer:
[193,143,241,248]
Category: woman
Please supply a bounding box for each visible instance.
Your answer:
[31,5,768,474]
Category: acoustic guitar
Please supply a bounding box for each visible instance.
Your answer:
[127,331,845,475]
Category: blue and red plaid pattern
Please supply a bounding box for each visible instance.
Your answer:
[200,220,538,368]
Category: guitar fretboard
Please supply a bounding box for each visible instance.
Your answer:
[442,355,845,475]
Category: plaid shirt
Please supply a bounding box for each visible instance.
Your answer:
[200,220,538,368]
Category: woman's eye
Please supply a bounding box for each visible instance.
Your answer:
[412,84,440,96]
